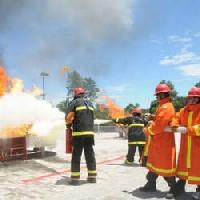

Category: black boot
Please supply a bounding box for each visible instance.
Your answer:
[173,179,186,196]
[87,177,96,183]
[192,186,200,200]
[165,187,175,199]
[192,192,200,200]
[68,179,80,186]
[164,176,177,199]
[139,181,157,192]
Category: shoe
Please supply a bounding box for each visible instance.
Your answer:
[139,182,156,192]
[124,160,134,165]
[173,180,185,197]
[165,192,175,199]
[192,192,200,200]
[87,177,96,183]
[68,179,80,186]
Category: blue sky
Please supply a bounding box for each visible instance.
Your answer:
[0,0,200,108]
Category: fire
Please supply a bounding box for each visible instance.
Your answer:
[0,66,9,96]
[99,96,125,119]
[0,124,32,138]
[10,78,24,94]
[0,66,42,138]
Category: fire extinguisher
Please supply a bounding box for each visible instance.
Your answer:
[66,128,72,153]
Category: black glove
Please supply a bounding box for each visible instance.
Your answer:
[66,124,72,128]
[112,119,117,123]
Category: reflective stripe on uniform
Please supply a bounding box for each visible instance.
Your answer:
[147,162,176,175]
[177,171,188,177]
[128,141,146,145]
[187,112,193,169]
[194,125,200,136]
[148,126,154,135]
[75,106,94,112]
[188,176,200,181]
[72,131,95,136]
[144,135,152,156]
[71,172,80,177]
[88,170,97,174]
[128,124,144,127]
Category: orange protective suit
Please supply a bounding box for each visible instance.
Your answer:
[171,104,200,185]
[145,97,176,177]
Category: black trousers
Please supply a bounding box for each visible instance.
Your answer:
[126,144,144,162]
[71,136,96,179]
[146,171,176,188]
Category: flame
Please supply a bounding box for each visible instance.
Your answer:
[99,96,125,119]
[60,66,71,75]
[0,124,32,138]
[10,78,24,94]
[0,66,43,138]
[0,66,9,96]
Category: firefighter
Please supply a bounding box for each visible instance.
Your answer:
[139,83,176,199]
[65,87,97,185]
[170,87,200,199]
[113,107,147,165]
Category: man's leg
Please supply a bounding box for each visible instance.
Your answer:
[139,171,158,192]
[70,143,83,185]
[84,138,97,183]
[138,144,145,162]
[164,176,176,199]
[125,144,136,164]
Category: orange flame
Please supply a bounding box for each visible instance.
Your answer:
[0,66,42,138]
[0,66,9,96]
[99,96,125,119]
[0,124,32,138]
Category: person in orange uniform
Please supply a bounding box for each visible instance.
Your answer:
[139,83,176,199]
[65,87,97,185]
[171,87,200,199]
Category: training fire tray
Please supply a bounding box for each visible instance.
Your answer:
[0,136,27,161]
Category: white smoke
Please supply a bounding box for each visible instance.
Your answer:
[0,93,65,139]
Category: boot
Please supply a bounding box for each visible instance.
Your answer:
[173,179,186,197]
[165,187,175,199]
[192,192,200,200]
[124,159,134,165]
[87,177,96,183]
[68,179,80,186]
[139,181,157,192]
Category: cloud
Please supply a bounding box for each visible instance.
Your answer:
[177,64,200,76]
[168,35,192,44]
[160,51,200,65]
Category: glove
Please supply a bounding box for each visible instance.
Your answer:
[112,119,117,123]
[66,124,72,128]
[176,126,187,134]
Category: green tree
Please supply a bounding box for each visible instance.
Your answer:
[57,70,100,113]
[149,80,185,113]
[195,81,200,87]
[83,77,100,101]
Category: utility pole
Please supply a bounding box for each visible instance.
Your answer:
[40,72,49,100]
